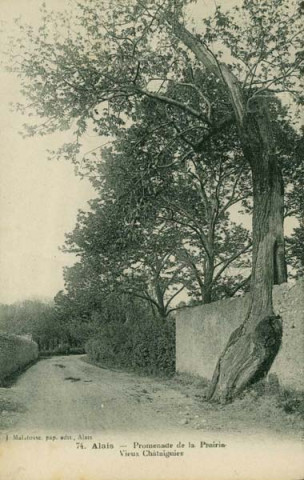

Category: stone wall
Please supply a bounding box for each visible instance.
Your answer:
[0,334,38,385]
[176,281,304,391]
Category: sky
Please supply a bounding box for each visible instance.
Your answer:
[0,74,96,303]
[0,0,297,304]
[0,0,98,303]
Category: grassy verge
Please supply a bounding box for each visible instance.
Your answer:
[82,354,175,379]
[39,347,85,357]
[169,372,304,421]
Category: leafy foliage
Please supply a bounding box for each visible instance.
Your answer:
[0,299,91,352]
[286,223,304,279]
[86,315,175,375]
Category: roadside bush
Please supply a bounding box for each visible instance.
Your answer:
[39,346,85,357]
[85,317,175,376]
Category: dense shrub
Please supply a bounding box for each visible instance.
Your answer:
[277,389,304,418]
[40,346,85,357]
[85,317,175,376]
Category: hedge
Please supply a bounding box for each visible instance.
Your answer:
[85,318,175,376]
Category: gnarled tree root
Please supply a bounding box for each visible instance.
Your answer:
[207,315,282,403]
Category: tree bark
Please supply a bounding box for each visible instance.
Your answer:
[207,103,287,402]
[154,280,168,320]
[202,255,214,304]
[168,19,287,402]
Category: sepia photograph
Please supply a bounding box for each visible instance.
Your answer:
[0,0,303,479]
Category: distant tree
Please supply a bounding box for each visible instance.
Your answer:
[0,299,64,350]
[64,199,187,319]
[98,114,252,304]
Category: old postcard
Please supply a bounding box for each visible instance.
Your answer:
[0,0,303,479]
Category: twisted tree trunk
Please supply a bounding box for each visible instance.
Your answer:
[169,19,287,402]
[207,105,287,402]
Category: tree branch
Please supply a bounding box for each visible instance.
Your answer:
[227,274,251,297]
[135,87,203,120]
[172,81,213,123]
[166,18,246,124]
[121,289,160,309]
[214,242,252,282]
[165,285,185,310]
[220,164,248,215]
[193,115,235,152]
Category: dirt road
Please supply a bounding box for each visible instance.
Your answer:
[0,355,303,438]
[0,355,198,433]
[1,356,303,480]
